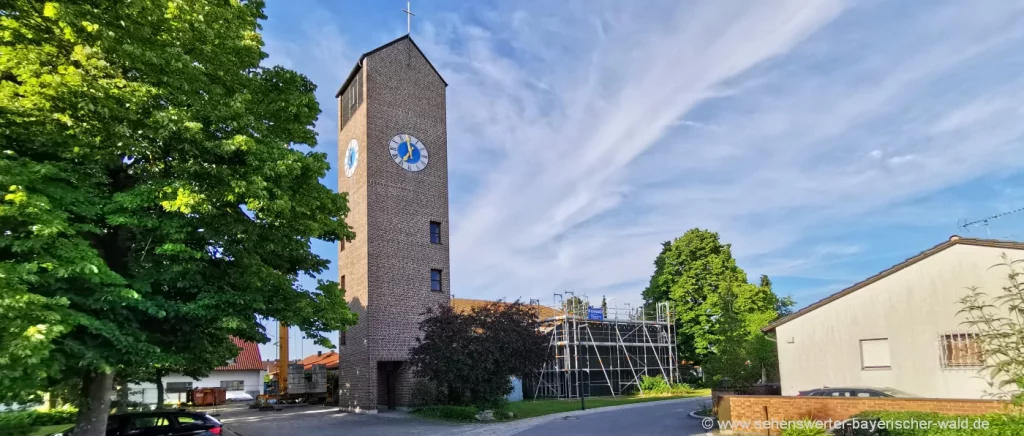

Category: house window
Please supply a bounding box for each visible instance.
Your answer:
[165,382,192,393]
[340,329,347,346]
[860,338,891,370]
[430,269,443,292]
[940,332,984,368]
[220,380,245,391]
[340,275,345,291]
[340,238,345,252]
[430,221,442,244]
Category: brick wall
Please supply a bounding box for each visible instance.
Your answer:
[337,60,374,413]
[336,36,450,413]
[719,395,1012,435]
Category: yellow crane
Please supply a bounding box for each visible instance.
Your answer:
[278,323,289,396]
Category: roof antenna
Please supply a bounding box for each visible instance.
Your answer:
[960,206,1024,239]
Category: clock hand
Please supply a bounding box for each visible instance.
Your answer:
[403,135,414,161]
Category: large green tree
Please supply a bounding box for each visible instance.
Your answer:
[0,0,357,433]
[642,229,788,383]
[642,229,749,365]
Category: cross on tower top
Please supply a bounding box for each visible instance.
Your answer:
[402,1,415,35]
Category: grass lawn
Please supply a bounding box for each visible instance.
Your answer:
[506,388,710,419]
[28,424,74,436]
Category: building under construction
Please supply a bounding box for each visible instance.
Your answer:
[527,293,679,399]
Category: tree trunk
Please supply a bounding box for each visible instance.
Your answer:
[74,370,114,436]
[116,379,129,411]
[154,371,165,409]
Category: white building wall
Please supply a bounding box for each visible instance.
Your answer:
[776,243,1022,399]
[128,370,263,405]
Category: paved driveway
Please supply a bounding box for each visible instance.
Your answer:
[219,397,711,436]
[220,405,468,436]
[506,397,710,436]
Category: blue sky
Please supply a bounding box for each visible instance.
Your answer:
[256,0,1024,360]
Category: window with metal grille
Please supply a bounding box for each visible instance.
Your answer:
[940,332,984,368]
[165,382,192,393]
[340,69,363,131]
[431,269,443,292]
[220,380,245,391]
[430,221,441,244]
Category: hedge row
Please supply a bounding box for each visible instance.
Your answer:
[848,411,1024,436]
[780,411,1024,436]
[0,409,78,436]
[411,405,479,422]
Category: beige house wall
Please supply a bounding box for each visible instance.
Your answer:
[776,243,1024,399]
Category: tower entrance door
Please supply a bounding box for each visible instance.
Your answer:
[377,361,403,411]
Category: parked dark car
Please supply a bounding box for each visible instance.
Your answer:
[49,410,223,436]
[797,386,916,398]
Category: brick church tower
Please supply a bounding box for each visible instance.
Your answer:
[334,35,451,413]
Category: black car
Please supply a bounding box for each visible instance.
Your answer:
[797,386,915,398]
[50,410,223,436]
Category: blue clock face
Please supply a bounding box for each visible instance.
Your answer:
[344,139,358,177]
[389,134,428,171]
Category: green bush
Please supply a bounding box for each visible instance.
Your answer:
[779,420,829,436]
[410,379,442,409]
[413,405,479,422]
[0,409,78,436]
[638,375,692,396]
[851,411,1024,436]
[0,411,33,436]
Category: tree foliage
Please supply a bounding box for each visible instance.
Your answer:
[958,254,1024,404]
[410,301,549,409]
[0,0,357,430]
[562,296,586,317]
[642,229,788,384]
[761,275,796,318]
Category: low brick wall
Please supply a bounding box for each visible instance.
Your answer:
[718,395,1012,435]
[712,385,781,417]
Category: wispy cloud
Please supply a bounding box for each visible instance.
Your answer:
[420,0,1024,306]
[262,0,1024,314]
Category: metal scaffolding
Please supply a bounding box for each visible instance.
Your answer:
[529,292,679,399]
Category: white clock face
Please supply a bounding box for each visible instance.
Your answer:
[344,139,358,178]
[389,134,428,172]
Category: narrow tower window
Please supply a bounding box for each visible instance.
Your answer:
[430,221,441,244]
[430,269,443,292]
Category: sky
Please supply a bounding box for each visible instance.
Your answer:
[256,0,1024,361]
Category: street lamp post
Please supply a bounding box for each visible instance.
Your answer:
[578,324,586,411]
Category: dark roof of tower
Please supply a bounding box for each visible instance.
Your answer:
[335,34,448,98]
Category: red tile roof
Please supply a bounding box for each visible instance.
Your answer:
[451,298,561,320]
[300,351,338,370]
[214,337,264,371]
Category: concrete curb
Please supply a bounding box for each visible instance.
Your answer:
[688,410,711,420]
